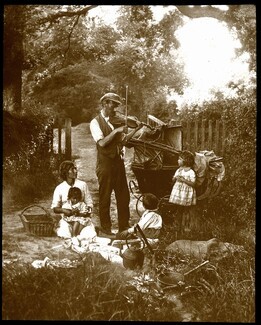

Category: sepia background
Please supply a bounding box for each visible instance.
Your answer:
[3,5,255,322]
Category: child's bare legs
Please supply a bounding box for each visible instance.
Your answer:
[72,221,80,237]
[181,206,191,234]
[188,205,197,232]
[77,224,85,236]
[72,222,86,237]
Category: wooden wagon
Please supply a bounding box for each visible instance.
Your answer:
[127,118,225,201]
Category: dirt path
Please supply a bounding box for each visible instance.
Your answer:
[2,123,141,264]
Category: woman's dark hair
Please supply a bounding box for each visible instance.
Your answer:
[59,160,75,180]
[180,150,195,168]
[68,187,82,201]
[142,193,159,210]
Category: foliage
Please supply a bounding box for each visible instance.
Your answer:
[109,5,186,120]
[2,253,180,321]
[117,5,155,43]
[31,62,112,124]
[145,92,178,123]
[3,101,61,205]
[21,5,187,123]
[185,254,255,322]
[4,5,256,116]
[6,5,255,122]
[82,24,121,61]
[178,87,256,232]
[155,9,184,53]
[227,5,256,72]
[218,89,256,227]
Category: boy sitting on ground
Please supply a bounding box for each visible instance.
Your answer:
[116,193,162,242]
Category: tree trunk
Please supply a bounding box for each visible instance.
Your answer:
[3,6,25,112]
[4,80,22,113]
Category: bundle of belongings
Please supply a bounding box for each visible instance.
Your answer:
[193,150,225,200]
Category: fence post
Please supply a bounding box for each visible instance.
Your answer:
[222,120,226,155]
[65,118,72,160]
[180,118,225,155]
[58,117,63,155]
[50,125,54,154]
[201,119,206,151]
[186,121,191,151]
[215,120,220,154]
[194,120,198,152]
[208,120,213,150]
[46,120,54,154]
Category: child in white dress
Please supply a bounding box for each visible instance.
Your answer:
[169,150,196,233]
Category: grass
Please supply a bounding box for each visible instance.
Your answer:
[183,255,255,322]
[157,224,255,322]
[2,224,255,322]
[2,252,181,321]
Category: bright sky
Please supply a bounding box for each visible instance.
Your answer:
[172,17,251,106]
[88,5,120,25]
[88,5,252,107]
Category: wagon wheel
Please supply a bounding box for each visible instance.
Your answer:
[135,194,145,218]
[129,180,141,200]
[129,180,146,217]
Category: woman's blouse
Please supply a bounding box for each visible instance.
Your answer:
[51,179,93,209]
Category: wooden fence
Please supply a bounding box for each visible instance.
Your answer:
[51,117,72,160]
[147,115,226,155]
[182,119,226,155]
[50,116,226,161]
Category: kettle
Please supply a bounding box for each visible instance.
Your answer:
[120,234,145,270]
[121,248,144,270]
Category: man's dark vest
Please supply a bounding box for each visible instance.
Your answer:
[95,114,122,159]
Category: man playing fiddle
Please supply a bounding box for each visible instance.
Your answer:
[90,92,142,236]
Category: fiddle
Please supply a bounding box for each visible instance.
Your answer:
[109,111,153,130]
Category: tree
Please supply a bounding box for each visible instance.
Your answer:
[26,5,187,122]
[109,5,187,119]
[3,5,97,113]
[4,6,26,112]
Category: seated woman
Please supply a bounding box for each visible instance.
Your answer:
[51,160,95,240]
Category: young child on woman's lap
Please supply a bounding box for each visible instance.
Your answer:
[62,187,92,237]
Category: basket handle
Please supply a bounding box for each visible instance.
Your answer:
[21,204,49,216]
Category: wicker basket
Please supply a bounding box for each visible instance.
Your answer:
[19,204,55,237]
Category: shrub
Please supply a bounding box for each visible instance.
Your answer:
[178,88,256,242]
[3,105,61,206]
